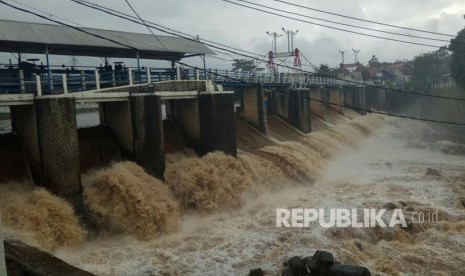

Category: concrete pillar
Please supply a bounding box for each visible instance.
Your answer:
[309,86,326,118]
[240,85,267,134]
[355,86,367,115]
[270,89,289,119]
[130,94,165,179]
[199,91,237,156]
[328,86,344,113]
[35,97,81,196]
[287,89,311,133]
[343,86,354,108]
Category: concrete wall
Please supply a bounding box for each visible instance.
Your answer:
[199,91,237,156]
[343,86,355,108]
[10,105,40,177]
[356,86,367,115]
[309,86,326,118]
[35,97,81,197]
[131,94,165,179]
[241,86,267,134]
[170,99,201,148]
[365,86,386,111]
[270,89,311,133]
[99,101,134,157]
[100,97,165,179]
[328,86,344,113]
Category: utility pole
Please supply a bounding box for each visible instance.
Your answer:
[266,31,282,53]
[338,50,345,64]
[352,48,360,63]
[282,28,298,52]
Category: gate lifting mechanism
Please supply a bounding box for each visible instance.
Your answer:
[266,48,301,69]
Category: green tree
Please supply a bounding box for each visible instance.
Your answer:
[231,59,262,72]
[317,64,338,78]
[449,16,465,89]
[411,47,449,92]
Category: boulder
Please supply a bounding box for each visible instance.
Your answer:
[328,264,371,276]
[250,268,264,276]
[382,202,397,210]
[426,168,441,176]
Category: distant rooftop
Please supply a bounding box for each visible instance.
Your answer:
[0,19,214,60]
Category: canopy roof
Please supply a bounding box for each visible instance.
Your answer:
[0,20,214,60]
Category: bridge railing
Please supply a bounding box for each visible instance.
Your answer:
[0,67,179,95]
[0,66,360,95]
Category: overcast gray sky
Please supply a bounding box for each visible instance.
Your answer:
[0,0,464,70]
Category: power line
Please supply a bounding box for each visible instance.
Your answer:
[267,0,459,38]
[70,0,265,59]
[123,0,168,52]
[11,0,465,102]
[177,61,465,126]
[3,0,463,124]
[223,0,445,48]
[9,0,85,27]
[233,0,460,44]
[66,0,465,101]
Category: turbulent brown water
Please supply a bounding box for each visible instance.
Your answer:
[2,112,464,275]
[0,182,86,252]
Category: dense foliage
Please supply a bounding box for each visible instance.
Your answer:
[449,17,465,89]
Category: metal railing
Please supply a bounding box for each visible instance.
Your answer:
[0,67,359,95]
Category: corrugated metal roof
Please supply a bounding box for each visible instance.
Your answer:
[0,20,214,60]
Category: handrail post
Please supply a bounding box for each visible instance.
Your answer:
[128,68,133,85]
[95,70,100,90]
[176,66,180,80]
[80,70,86,91]
[195,68,200,81]
[62,74,68,94]
[146,67,151,83]
[35,75,42,96]
[19,69,25,93]
[112,71,116,87]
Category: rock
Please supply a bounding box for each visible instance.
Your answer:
[287,256,306,275]
[426,168,441,176]
[281,267,294,276]
[382,202,397,210]
[461,198,465,208]
[250,268,264,276]
[353,240,363,251]
[313,250,335,274]
[328,264,371,276]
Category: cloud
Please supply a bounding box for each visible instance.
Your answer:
[0,0,464,70]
